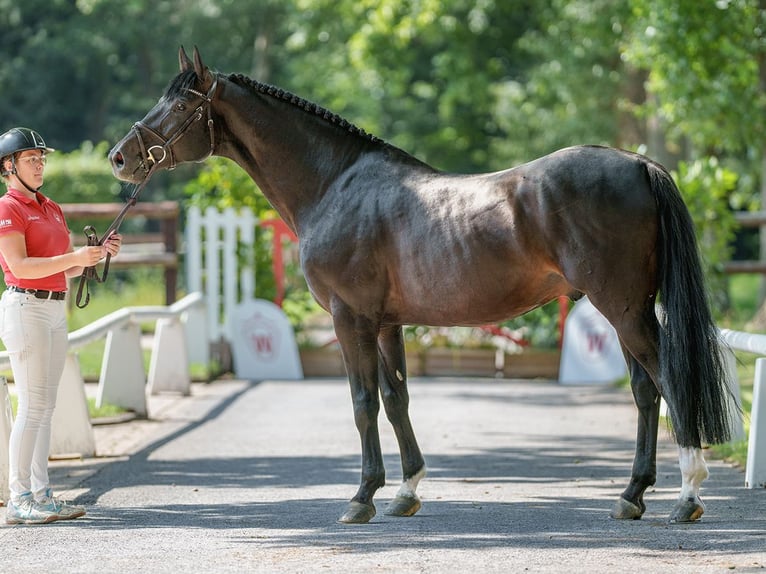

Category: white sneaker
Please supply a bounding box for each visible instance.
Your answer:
[36,488,86,521]
[6,493,60,525]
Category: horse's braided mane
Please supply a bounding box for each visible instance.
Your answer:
[227,73,384,144]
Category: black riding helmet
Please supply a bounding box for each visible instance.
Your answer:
[0,127,55,177]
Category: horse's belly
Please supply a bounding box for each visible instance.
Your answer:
[386,264,569,326]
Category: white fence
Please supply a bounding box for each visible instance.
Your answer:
[186,206,258,344]
[720,329,766,488]
[0,292,206,463]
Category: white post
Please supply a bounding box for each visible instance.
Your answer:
[239,209,257,302]
[745,357,766,488]
[97,321,147,417]
[204,206,223,342]
[147,317,191,396]
[50,354,96,457]
[222,207,239,340]
[186,206,203,293]
[183,298,209,368]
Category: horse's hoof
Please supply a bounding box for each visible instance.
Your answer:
[610,497,644,520]
[669,497,704,523]
[338,501,376,524]
[385,495,422,517]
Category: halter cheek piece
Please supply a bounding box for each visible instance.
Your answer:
[75,77,218,308]
[132,76,218,171]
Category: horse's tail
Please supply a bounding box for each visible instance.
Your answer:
[649,161,732,447]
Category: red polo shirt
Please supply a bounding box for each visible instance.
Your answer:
[0,188,71,291]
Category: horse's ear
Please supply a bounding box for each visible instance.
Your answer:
[192,46,207,80]
[179,46,193,72]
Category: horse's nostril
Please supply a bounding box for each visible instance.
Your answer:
[112,151,124,168]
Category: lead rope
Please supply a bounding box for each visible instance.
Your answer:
[75,166,157,308]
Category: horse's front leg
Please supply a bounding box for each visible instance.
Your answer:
[332,303,385,524]
[377,325,426,517]
[612,355,659,520]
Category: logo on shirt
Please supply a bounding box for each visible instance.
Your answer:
[27,215,40,221]
[0,219,11,228]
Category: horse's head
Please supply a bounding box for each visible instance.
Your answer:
[109,46,217,184]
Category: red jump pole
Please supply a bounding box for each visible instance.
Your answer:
[260,219,298,307]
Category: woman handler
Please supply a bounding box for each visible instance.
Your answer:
[0,127,122,524]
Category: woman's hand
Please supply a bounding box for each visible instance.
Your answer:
[74,245,108,267]
[103,232,123,257]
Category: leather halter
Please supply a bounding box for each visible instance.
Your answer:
[75,77,218,308]
[132,76,218,171]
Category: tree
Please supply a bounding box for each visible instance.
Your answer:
[287,0,547,173]
[624,0,766,312]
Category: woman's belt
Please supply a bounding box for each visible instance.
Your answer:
[10,286,66,300]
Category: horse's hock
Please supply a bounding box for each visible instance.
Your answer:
[62,201,180,304]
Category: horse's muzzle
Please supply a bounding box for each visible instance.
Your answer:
[108,147,142,183]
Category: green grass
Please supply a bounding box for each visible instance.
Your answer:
[711,274,760,467]
[709,351,754,468]
[66,270,166,331]
[723,273,761,327]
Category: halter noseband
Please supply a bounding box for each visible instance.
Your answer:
[132,76,218,172]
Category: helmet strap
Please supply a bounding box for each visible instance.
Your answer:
[16,171,41,193]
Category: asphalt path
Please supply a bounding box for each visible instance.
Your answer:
[1,377,764,573]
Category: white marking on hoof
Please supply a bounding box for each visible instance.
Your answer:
[678,446,709,505]
[395,466,427,499]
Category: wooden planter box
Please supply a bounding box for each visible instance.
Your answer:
[503,349,560,379]
[300,346,561,379]
[299,347,346,377]
[420,347,499,377]
[299,347,425,377]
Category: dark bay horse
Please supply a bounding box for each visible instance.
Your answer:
[109,47,734,524]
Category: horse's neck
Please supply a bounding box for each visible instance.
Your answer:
[218,91,372,233]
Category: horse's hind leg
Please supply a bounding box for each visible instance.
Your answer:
[602,303,708,522]
[671,446,709,522]
[377,325,427,517]
[611,351,660,520]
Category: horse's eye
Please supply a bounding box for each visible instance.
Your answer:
[174,102,187,112]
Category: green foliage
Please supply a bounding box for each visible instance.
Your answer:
[42,141,123,203]
[183,157,320,316]
[625,0,766,155]
[289,0,549,172]
[67,269,166,331]
[496,0,638,162]
[501,300,563,349]
[184,157,275,214]
[402,299,562,351]
[672,157,739,314]
[2,0,763,352]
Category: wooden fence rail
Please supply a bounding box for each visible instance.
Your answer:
[61,201,180,304]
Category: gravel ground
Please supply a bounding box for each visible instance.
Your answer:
[1,377,764,573]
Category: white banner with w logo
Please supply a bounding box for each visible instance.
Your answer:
[559,297,627,385]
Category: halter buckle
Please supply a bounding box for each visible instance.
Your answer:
[146,145,168,166]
